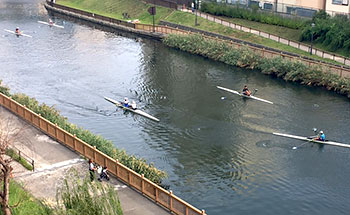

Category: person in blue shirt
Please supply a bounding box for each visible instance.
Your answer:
[315,131,325,141]
[122,97,129,108]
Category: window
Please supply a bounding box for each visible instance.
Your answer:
[332,0,349,5]
[263,3,273,10]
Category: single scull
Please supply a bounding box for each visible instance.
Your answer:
[4,29,32,38]
[273,132,350,148]
[104,97,160,122]
[38,21,64,29]
[217,86,273,104]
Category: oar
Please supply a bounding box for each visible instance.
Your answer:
[252,89,258,96]
[292,137,315,150]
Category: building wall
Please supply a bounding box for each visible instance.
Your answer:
[325,0,350,14]
[262,0,325,10]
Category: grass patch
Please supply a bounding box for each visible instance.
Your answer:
[1,181,51,215]
[57,0,173,24]
[219,17,301,41]
[6,148,33,171]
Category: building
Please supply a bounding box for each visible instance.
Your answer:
[325,0,350,15]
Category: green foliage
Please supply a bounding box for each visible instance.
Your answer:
[301,11,350,55]
[0,84,167,184]
[163,34,350,97]
[6,148,33,171]
[0,80,10,97]
[53,169,123,215]
[200,2,305,29]
[4,181,52,215]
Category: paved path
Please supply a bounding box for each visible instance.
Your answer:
[0,106,171,215]
[181,9,350,66]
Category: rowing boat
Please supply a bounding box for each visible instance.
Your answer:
[217,86,273,104]
[38,21,64,29]
[104,97,160,122]
[273,132,350,148]
[4,29,32,38]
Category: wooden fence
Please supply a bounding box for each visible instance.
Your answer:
[0,93,206,215]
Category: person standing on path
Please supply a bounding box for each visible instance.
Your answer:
[89,159,96,181]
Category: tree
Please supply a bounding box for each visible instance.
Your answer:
[0,118,23,215]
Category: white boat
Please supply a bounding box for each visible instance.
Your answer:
[104,97,160,122]
[4,29,32,38]
[273,132,350,148]
[38,21,64,29]
[217,86,273,104]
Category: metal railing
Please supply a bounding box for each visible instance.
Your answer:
[186,8,350,67]
[0,92,206,215]
[9,145,35,171]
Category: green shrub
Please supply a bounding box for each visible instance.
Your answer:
[0,82,167,184]
[200,2,305,29]
[163,34,350,97]
[300,10,350,55]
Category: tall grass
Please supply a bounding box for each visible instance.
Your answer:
[53,169,123,215]
[163,34,350,97]
[0,85,167,184]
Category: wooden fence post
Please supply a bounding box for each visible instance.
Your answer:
[73,134,76,150]
[93,146,97,160]
[116,159,119,177]
[141,174,145,194]
[169,190,173,212]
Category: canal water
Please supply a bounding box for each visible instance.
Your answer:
[1,0,350,214]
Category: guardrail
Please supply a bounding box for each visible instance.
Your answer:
[190,9,350,67]
[10,145,35,171]
[0,92,206,215]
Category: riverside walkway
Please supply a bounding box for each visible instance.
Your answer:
[0,106,171,215]
[181,8,350,66]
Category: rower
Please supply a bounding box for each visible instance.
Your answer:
[242,85,251,96]
[49,19,54,25]
[314,131,326,141]
[123,97,129,108]
[130,100,137,110]
[15,27,20,35]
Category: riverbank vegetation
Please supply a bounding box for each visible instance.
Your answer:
[56,0,343,65]
[163,34,350,97]
[0,82,167,184]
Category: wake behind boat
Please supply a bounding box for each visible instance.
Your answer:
[217,86,273,104]
[38,21,64,29]
[104,97,160,122]
[273,132,350,148]
[4,29,32,38]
